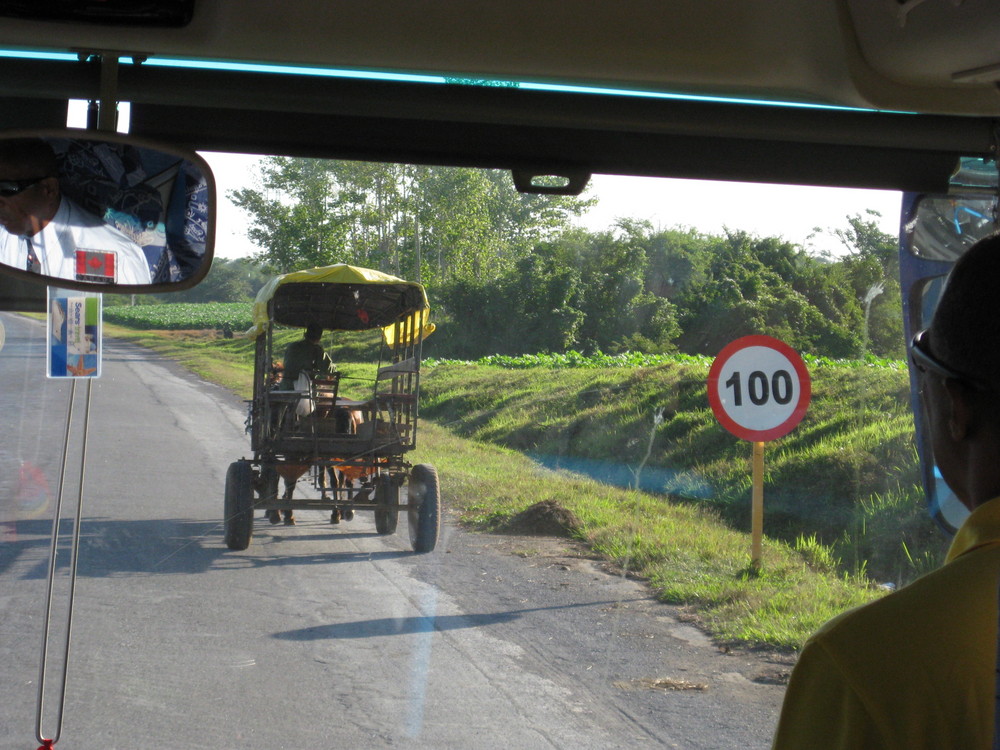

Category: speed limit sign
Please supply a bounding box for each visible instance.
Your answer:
[707,335,810,442]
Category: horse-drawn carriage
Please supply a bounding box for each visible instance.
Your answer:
[223,264,440,553]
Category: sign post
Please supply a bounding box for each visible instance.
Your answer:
[707,335,810,570]
[751,440,765,567]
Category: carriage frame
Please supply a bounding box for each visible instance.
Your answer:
[223,264,440,553]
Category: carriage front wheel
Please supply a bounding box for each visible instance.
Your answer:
[408,464,440,553]
[224,460,254,550]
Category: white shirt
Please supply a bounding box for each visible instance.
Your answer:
[0,196,152,285]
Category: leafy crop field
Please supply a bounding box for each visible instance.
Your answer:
[104,302,253,331]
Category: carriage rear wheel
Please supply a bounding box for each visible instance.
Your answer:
[407,464,440,553]
[374,474,399,535]
[224,460,254,550]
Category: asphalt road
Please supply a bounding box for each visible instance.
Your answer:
[0,313,788,749]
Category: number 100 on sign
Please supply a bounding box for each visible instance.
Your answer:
[707,335,810,442]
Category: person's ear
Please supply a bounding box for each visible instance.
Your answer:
[39,177,59,199]
[943,379,973,441]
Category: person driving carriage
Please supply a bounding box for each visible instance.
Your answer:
[231,263,437,550]
[278,322,335,389]
[267,322,340,526]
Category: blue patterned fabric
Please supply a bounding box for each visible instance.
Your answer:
[51,138,209,284]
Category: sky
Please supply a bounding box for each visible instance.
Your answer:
[200,151,903,262]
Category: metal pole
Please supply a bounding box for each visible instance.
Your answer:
[97,53,119,133]
[35,379,93,746]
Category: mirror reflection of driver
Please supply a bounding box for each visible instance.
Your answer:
[0,139,152,285]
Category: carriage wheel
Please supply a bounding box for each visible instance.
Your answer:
[374,474,399,535]
[224,460,254,550]
[407,464,440,553]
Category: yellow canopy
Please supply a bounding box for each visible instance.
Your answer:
[249,263,434,344]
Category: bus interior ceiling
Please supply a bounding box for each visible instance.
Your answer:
[0,0,994,191]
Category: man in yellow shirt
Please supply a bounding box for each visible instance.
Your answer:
[772,233,1000,750]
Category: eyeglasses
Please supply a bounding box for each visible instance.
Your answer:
[909,329,990,392]
[0,176,51,198]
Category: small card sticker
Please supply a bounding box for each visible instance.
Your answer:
[75,248,117,283]
[48,288,101,378]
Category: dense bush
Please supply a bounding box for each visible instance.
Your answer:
[427,216,903,361]
[426,349,905,371]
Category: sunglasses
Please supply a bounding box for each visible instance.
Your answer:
[0,175,51,198]
[909,329,989,392]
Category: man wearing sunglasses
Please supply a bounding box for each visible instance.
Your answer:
[773,233,1000,749]
[0,139,151,285]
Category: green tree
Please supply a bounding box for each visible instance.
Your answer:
[430,243,585,357]
[229,158,353,272]
[552,227,680,354]
[162,258,269,303]
[230,158,594,284]
[675,231,859,356]
[638,223,712,299]
[833,211,904,358]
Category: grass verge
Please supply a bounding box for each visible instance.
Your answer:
[419,361,949,585]
[410,422,883,647]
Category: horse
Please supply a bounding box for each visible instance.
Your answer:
[267,405,365,525]
[267,359,284,387]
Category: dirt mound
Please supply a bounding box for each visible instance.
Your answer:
[503,500,582,537]
[157,329,224,341]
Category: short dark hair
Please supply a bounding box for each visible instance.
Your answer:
[305,322,323,341]
[0,138,58,177]
[930,233,1000,389]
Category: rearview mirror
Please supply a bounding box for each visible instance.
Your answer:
[0,130,214,293]
[905,193,998,262]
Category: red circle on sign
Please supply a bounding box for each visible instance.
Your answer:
[707,334,811,442]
